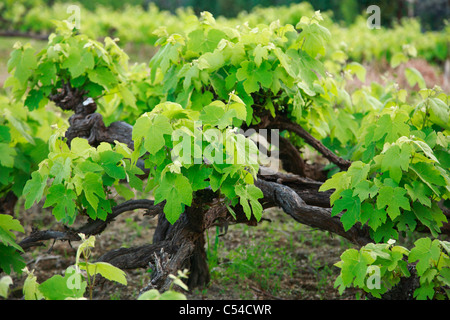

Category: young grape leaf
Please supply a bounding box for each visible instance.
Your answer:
[79,262,127,285]
[352,180,379,202]
[331,189,361,231]
[373,113,410,144]
[43,184,77,224]
[133,114,173,155]
[0,214,25,252]
[38,266,86,300]
[7,47,37,88]
[381,143,412,183]
[154,173,193,224]
[61,44,94,78]
[99,150,126,180]
[338,248,374,287]
[22,171,48,209]
[408,238,441,276]
[405,181,432,207]
[234,184,264,221]
[376,186,410,220]
[0,245,26,274]
[82,172,106,211]
[236,60,273,94]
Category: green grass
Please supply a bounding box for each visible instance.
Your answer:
[204,208,357,299]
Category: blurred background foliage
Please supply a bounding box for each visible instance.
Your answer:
[44,0,449,31]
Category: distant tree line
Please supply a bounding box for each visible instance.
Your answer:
[49,0,449,30]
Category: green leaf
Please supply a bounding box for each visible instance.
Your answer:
[360,202,387,232]
[410,162,446,196]
[0,276,12,299]
[23,171,48,209]
[347,161,371,188]
[79,262,127,285]
[339,248,374,287]
[23,271,44,300]
[405,181,432,207]
[99,150,126,180]
[405,67,426,89]
[408,238,441,276]
[413,282,435,300]
[87,66,117,89]
[376,186,410,220]
[331,189,361,231]
[138,289,161,300]
[62,45,95,78]
[50,157,72,185]
[133,114,173,155]
[0,143,16,167]
[428,98,450,130]
[8,47,37,88]
[199,102,236,129]
[345,62,366,82]
[253,44,268,67]
[24,89,45,111]
[154,173,193,224]
[43,184,77,224]
[373,113,410,144]
[381,143,412,183]
[188,28,227,54]
[352,180,379,202]
[82,172,105,211]
[39,266,86,300]
[183,165,212,191]
[159,291,187,300]
[0,244,26,274]
[236,60,273,94]
[0,214,25,252]
[234,184,264,221]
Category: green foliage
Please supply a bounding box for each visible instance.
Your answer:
[0,214,25,274]
[335,238,450,300]
[1,2,449,301]
[320,87,450,243]
[22,132,143,224]
[132,101,262,224]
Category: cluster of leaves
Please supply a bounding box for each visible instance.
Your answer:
[0,95,62,201]
[5,20,135,115]
[320,87,450,243]
[4,0,448,64]
[131,99,262,224]
[22,131,144,225]
[335,238,450,300]
[0,214,25,274]
[145,10,330,129]
[0,93,65,275]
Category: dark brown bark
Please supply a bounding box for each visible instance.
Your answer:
[256,179,372,246]
[18,199,160,251]
[263,115,352,171]
[0,191,18,216]
[48,81,134,149]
